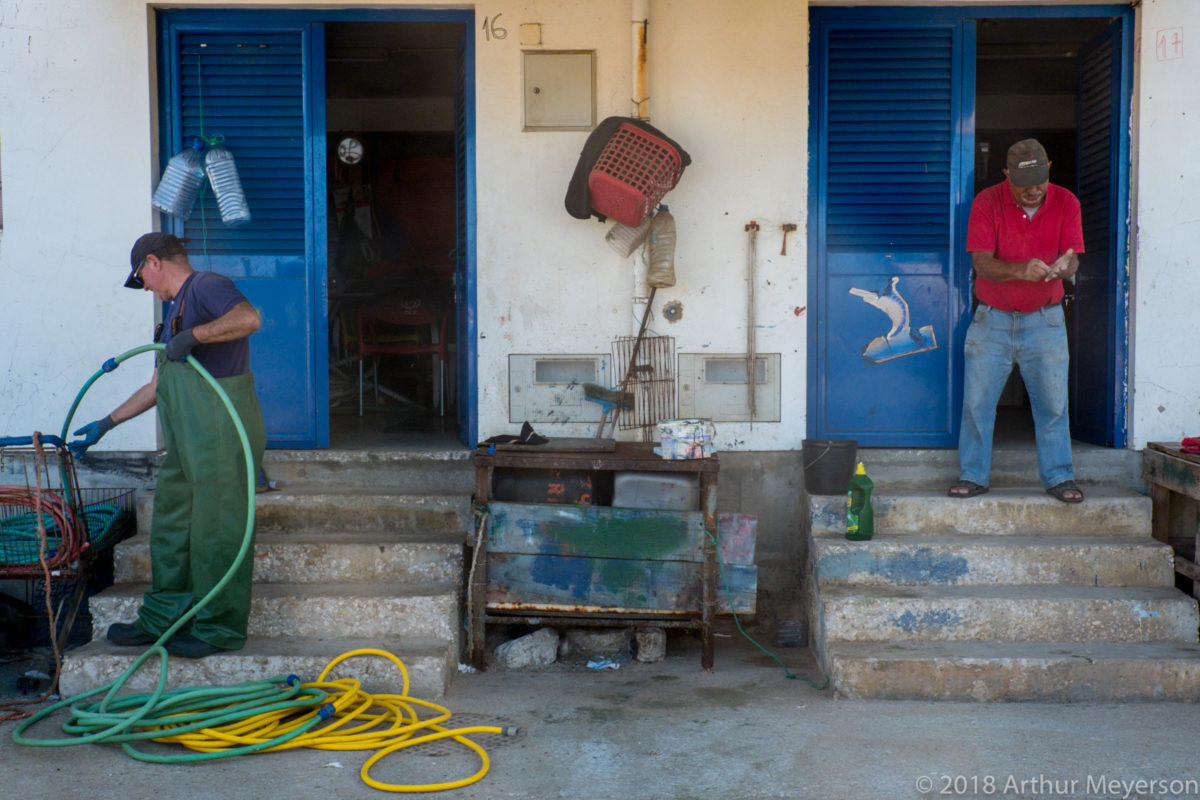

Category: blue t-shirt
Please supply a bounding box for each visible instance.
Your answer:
[158,271,252,378]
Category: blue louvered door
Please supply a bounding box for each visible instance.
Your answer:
[1071,20,1129,447]
[160,19,328,448]
[808,18,974,446]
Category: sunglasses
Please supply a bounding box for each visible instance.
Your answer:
[129,258,149,289]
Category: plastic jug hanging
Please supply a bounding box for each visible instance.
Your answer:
[151,138,206,221]
[605,216,653,258]
[204,144,252,227]
[646,205,676,288]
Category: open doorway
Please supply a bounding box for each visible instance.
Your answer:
[973,15,1119,445]
[325,21,464,449]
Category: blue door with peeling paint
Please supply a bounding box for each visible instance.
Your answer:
[160,17,328,448]
[808,17,973,447]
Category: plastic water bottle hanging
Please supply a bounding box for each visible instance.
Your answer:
[646,205,677,288]
[204,143,252,227]
[151,138,206,221]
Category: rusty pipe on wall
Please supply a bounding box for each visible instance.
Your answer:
[632,0,649,120]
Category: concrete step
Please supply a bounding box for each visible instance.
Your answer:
[852,445,1142,491]
[812,535,1175,588]
[261,448,475,494]
[136,489,473,538]
[114,530,464,585]
[825,641,1200,702]
[809,488,1151,537]
[90,581,460,641]
[59,635,457,700]
[819,585,1199,643]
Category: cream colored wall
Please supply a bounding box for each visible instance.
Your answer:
[474,0,809,447]
[0,1,160,449]
[1129,0,1200,448]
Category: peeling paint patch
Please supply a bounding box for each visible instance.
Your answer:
[1134,606,1161,619]
[821,548,969,585]
[793,305,806,316]
[892,609,961,633]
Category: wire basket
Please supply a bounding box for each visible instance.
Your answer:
[0,437,136,579]
[588,123,684,227]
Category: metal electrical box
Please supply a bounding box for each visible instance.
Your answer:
[509,354,613,423]
[522,51,596,131]
[678,353,781,422]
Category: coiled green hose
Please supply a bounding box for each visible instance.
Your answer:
[12,343,262,748]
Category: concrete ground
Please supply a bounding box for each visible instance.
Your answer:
[3,621,1199,800]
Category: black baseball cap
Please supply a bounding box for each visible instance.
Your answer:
[126,232,188,289]
[1006,139,1050,187]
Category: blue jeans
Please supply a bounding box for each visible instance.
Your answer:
[958,303,1074,489]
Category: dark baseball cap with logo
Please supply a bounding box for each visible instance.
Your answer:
[126,232,189,289]
[1006,139,1050,187]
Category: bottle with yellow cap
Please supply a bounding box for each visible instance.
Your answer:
[845,462,874,541]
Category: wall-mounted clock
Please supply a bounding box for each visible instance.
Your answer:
[337,136,364,165]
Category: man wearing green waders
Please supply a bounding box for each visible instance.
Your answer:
[71,232,266,658]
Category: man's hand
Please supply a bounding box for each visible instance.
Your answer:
[1044,248,1076,282]
[70,416,116,454]
[1020,248,1076,282]
[1023,258,1053,281]
[165,328,199,361]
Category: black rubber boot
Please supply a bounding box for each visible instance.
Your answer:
[106,622,156,647]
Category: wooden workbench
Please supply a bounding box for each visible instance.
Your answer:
[1142,442,1200,595]
[470,441,721,670]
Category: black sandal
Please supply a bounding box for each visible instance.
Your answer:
[948,480,988,498]
[1046,480,1084,504]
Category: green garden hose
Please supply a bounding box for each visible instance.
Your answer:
[12,343,261,749]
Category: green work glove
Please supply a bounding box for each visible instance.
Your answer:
[70,415,116,454]
[165,328,198,361]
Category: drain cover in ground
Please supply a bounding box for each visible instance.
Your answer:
[405,713,523,757]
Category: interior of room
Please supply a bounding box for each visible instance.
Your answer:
[973,16,1114,444]
[324,21,464,449]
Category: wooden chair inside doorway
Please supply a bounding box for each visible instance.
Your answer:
[356,293,451,417]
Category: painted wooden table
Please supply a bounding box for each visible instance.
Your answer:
[1143,442,1200,596]
[470,441,723,670]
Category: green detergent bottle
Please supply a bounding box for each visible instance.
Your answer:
[845,462,874,541]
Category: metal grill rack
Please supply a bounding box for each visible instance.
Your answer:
[611,334,675,438]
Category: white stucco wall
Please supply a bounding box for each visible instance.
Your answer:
[474,0,809,449]
[1129,0,1200,448]
[0,1,159,450]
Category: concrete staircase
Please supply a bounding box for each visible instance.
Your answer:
[60,448,474,699]
[807,446,1200,701]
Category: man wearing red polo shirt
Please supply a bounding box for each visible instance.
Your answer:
[950,139,1085,504]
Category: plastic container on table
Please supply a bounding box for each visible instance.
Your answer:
[612,471,699,511]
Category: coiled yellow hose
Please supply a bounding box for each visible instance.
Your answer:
[151,649,510,792]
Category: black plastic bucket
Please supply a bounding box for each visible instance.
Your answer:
[802,439,857,495]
